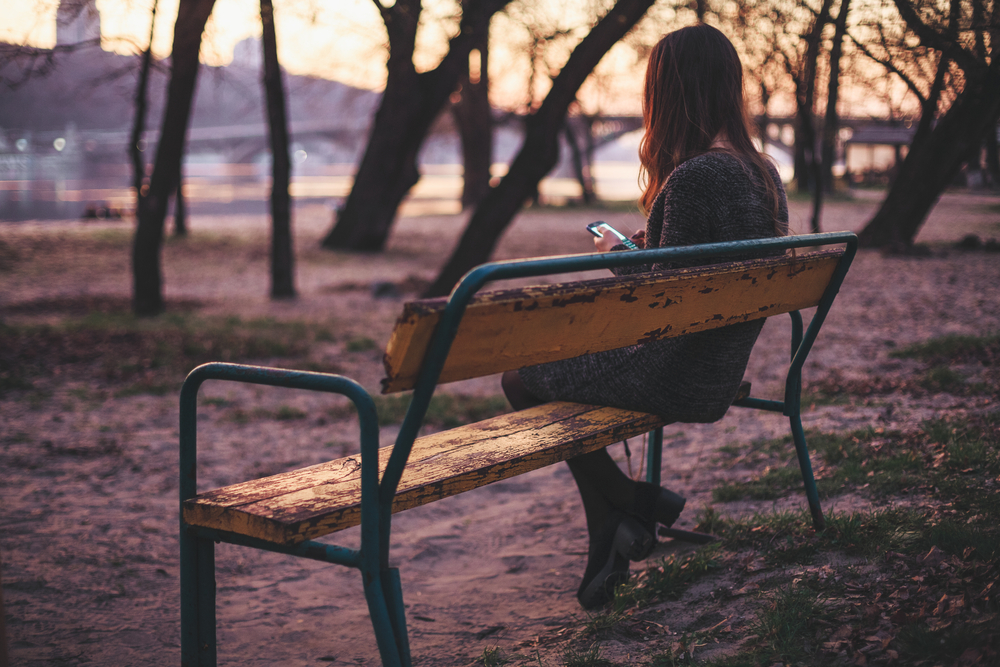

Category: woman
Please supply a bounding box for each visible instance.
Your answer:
[502,24,789,609]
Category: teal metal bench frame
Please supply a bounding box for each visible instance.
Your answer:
[179,231,857,666]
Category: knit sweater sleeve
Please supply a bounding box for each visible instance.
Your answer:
[610,152,784,276]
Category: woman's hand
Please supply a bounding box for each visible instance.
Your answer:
[592,228,646,252]
[593,233,618,252]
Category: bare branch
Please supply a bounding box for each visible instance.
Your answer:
[846,29,927,103]
[891,0,981,74]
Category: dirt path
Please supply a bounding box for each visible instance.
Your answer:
[1,190,999,665]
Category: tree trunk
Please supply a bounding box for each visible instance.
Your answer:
[985,121,1000,187]
[821,0,850,194]
[858,75,1000,247]
[693,0,709,21]
[261,0,295,299]
[910,54,947,154]
[564,118,596,203]
[132,0,215,316]
[451,20,492,210]
[129,0,158,197]
[320,0,508,251]
[425,0,655,297]
[758,82,771,145]
[793,0,833,195]
[173,160,187,236]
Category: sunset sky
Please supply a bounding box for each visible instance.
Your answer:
[0,0,653,113]
[0,0,916,118]
[2,0,392,88]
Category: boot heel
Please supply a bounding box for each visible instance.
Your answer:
[614,516,654,561]
[634,482,686,529]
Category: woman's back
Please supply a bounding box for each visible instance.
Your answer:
[518,151,788,423]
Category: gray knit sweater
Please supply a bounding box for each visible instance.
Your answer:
[518,151,789,423]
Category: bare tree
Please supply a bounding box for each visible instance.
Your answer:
[806,0,852,233]
[820,0,850,194]
[132,0,216,316]
[128,0,189,239]
[260,0,295,299]
[795,0,833,216]
[130,0,158,198]
[320,0,510,252]
[425,0,657,297]
[856,0,1000,247]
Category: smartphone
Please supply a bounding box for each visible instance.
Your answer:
[586,221,638,249]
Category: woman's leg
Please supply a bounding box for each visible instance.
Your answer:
[500,370,545,411]
[502,370,630,526]
[503,370,682,607]
[502,370,684,526]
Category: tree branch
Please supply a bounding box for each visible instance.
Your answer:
[892,0,980,73]
[846,29,927,104]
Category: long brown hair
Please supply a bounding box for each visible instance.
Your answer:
[638,24,781,226]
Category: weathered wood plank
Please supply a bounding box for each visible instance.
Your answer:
[182,401,665,544]
[186,402,596,509]
[382,251,842,393]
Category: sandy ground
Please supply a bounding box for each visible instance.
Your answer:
[2,189,1000,666]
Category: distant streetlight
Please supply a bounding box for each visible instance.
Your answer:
[54,138,67,151]
[15,138,27,152]
[294,149,307,164]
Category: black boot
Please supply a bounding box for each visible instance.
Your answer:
[576,511,653,610]
[631,482,686,545]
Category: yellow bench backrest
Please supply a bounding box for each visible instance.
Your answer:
[381,250,843,393]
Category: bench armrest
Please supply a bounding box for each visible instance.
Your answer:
[179,363,382,557]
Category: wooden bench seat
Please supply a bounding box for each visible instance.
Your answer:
[184,402,665,545]
[184,381,752,546]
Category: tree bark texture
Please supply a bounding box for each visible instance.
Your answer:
[858,74,1000,247]
[173,158,187,236]
[131,0,215,316]
[425,0,656,297]
[129,0,158,196]
[321,0,509,251]
[451,20,492,210]
[261,0,295,298]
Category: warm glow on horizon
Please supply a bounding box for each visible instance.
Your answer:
[0,0,651,111]
[0,0,392,90]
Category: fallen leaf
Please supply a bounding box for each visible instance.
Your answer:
[889,588,910,600]
[935,593,966,616]
[956,648,982,665]
[927,617,952,631]
[921,546,946,567]
[732,584,759,596]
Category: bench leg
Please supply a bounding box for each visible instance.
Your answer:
[789,414,826,531]
[181,530,217,667]
[645,427,663,487]
[361,567,409,667]
[382,568,412,666]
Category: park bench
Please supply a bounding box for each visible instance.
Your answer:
[178,231,857,666]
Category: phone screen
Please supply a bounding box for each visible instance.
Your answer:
[586,222,638,249]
